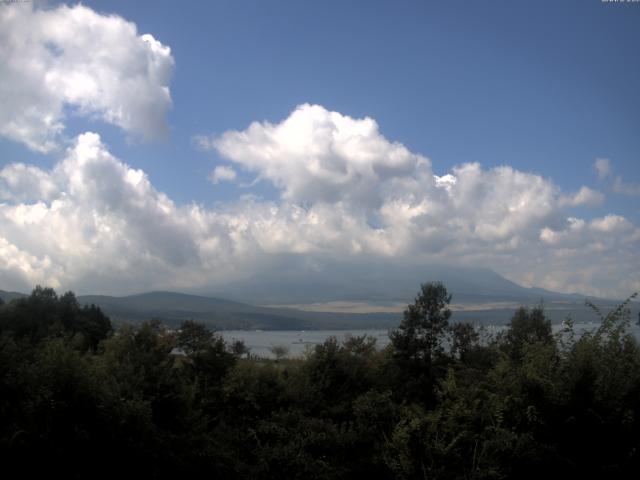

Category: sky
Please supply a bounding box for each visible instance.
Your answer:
[0,0,638,300]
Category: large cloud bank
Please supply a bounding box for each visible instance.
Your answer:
[0,3,174,152]
[0,108,637,298]
[0,4,637,299]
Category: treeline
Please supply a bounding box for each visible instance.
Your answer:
[1,284,639,479]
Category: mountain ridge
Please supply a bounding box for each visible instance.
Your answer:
[1,266,633,329]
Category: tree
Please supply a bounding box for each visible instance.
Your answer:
[175,320,235,410]
[177,319,215,356]
[230,339,250,358]
[300,336,380,416]
[270,345,289,361]
[388,282,452,404]
[0,287,111,349]
[450,322,479,362]
[503,305,553,360]
[390,282,452,363]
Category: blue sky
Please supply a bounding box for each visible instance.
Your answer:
[80,0,640,217]
[0,0,638,298]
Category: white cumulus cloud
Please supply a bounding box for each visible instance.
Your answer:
[0,3,174,152]
[209,165,237,184]
[1,108,639,298]
[0,163,58,202]
[559,186,605,207]
[594,158,611,180]
[211,104,428,209]
[613,177,640,197]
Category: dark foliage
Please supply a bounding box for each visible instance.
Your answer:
[1,284,639,479]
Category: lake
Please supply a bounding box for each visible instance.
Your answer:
[221,322,640,358]
[221,329,391,358]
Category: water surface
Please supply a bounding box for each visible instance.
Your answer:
[221,322,640,359]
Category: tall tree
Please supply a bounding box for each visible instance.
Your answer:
[389,282,452,404]
[390,282,452,362]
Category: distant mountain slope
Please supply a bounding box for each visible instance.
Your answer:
[211,262,589,305]
[77,291,399,330]
[75,289,637,329]
[0,290,27,303]
[2,263,634,329]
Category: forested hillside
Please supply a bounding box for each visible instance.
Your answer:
[1,284,639,479]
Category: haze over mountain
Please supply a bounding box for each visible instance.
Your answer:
[211,262,585,306]
[2,266,634,330]
[0,289,397,331]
